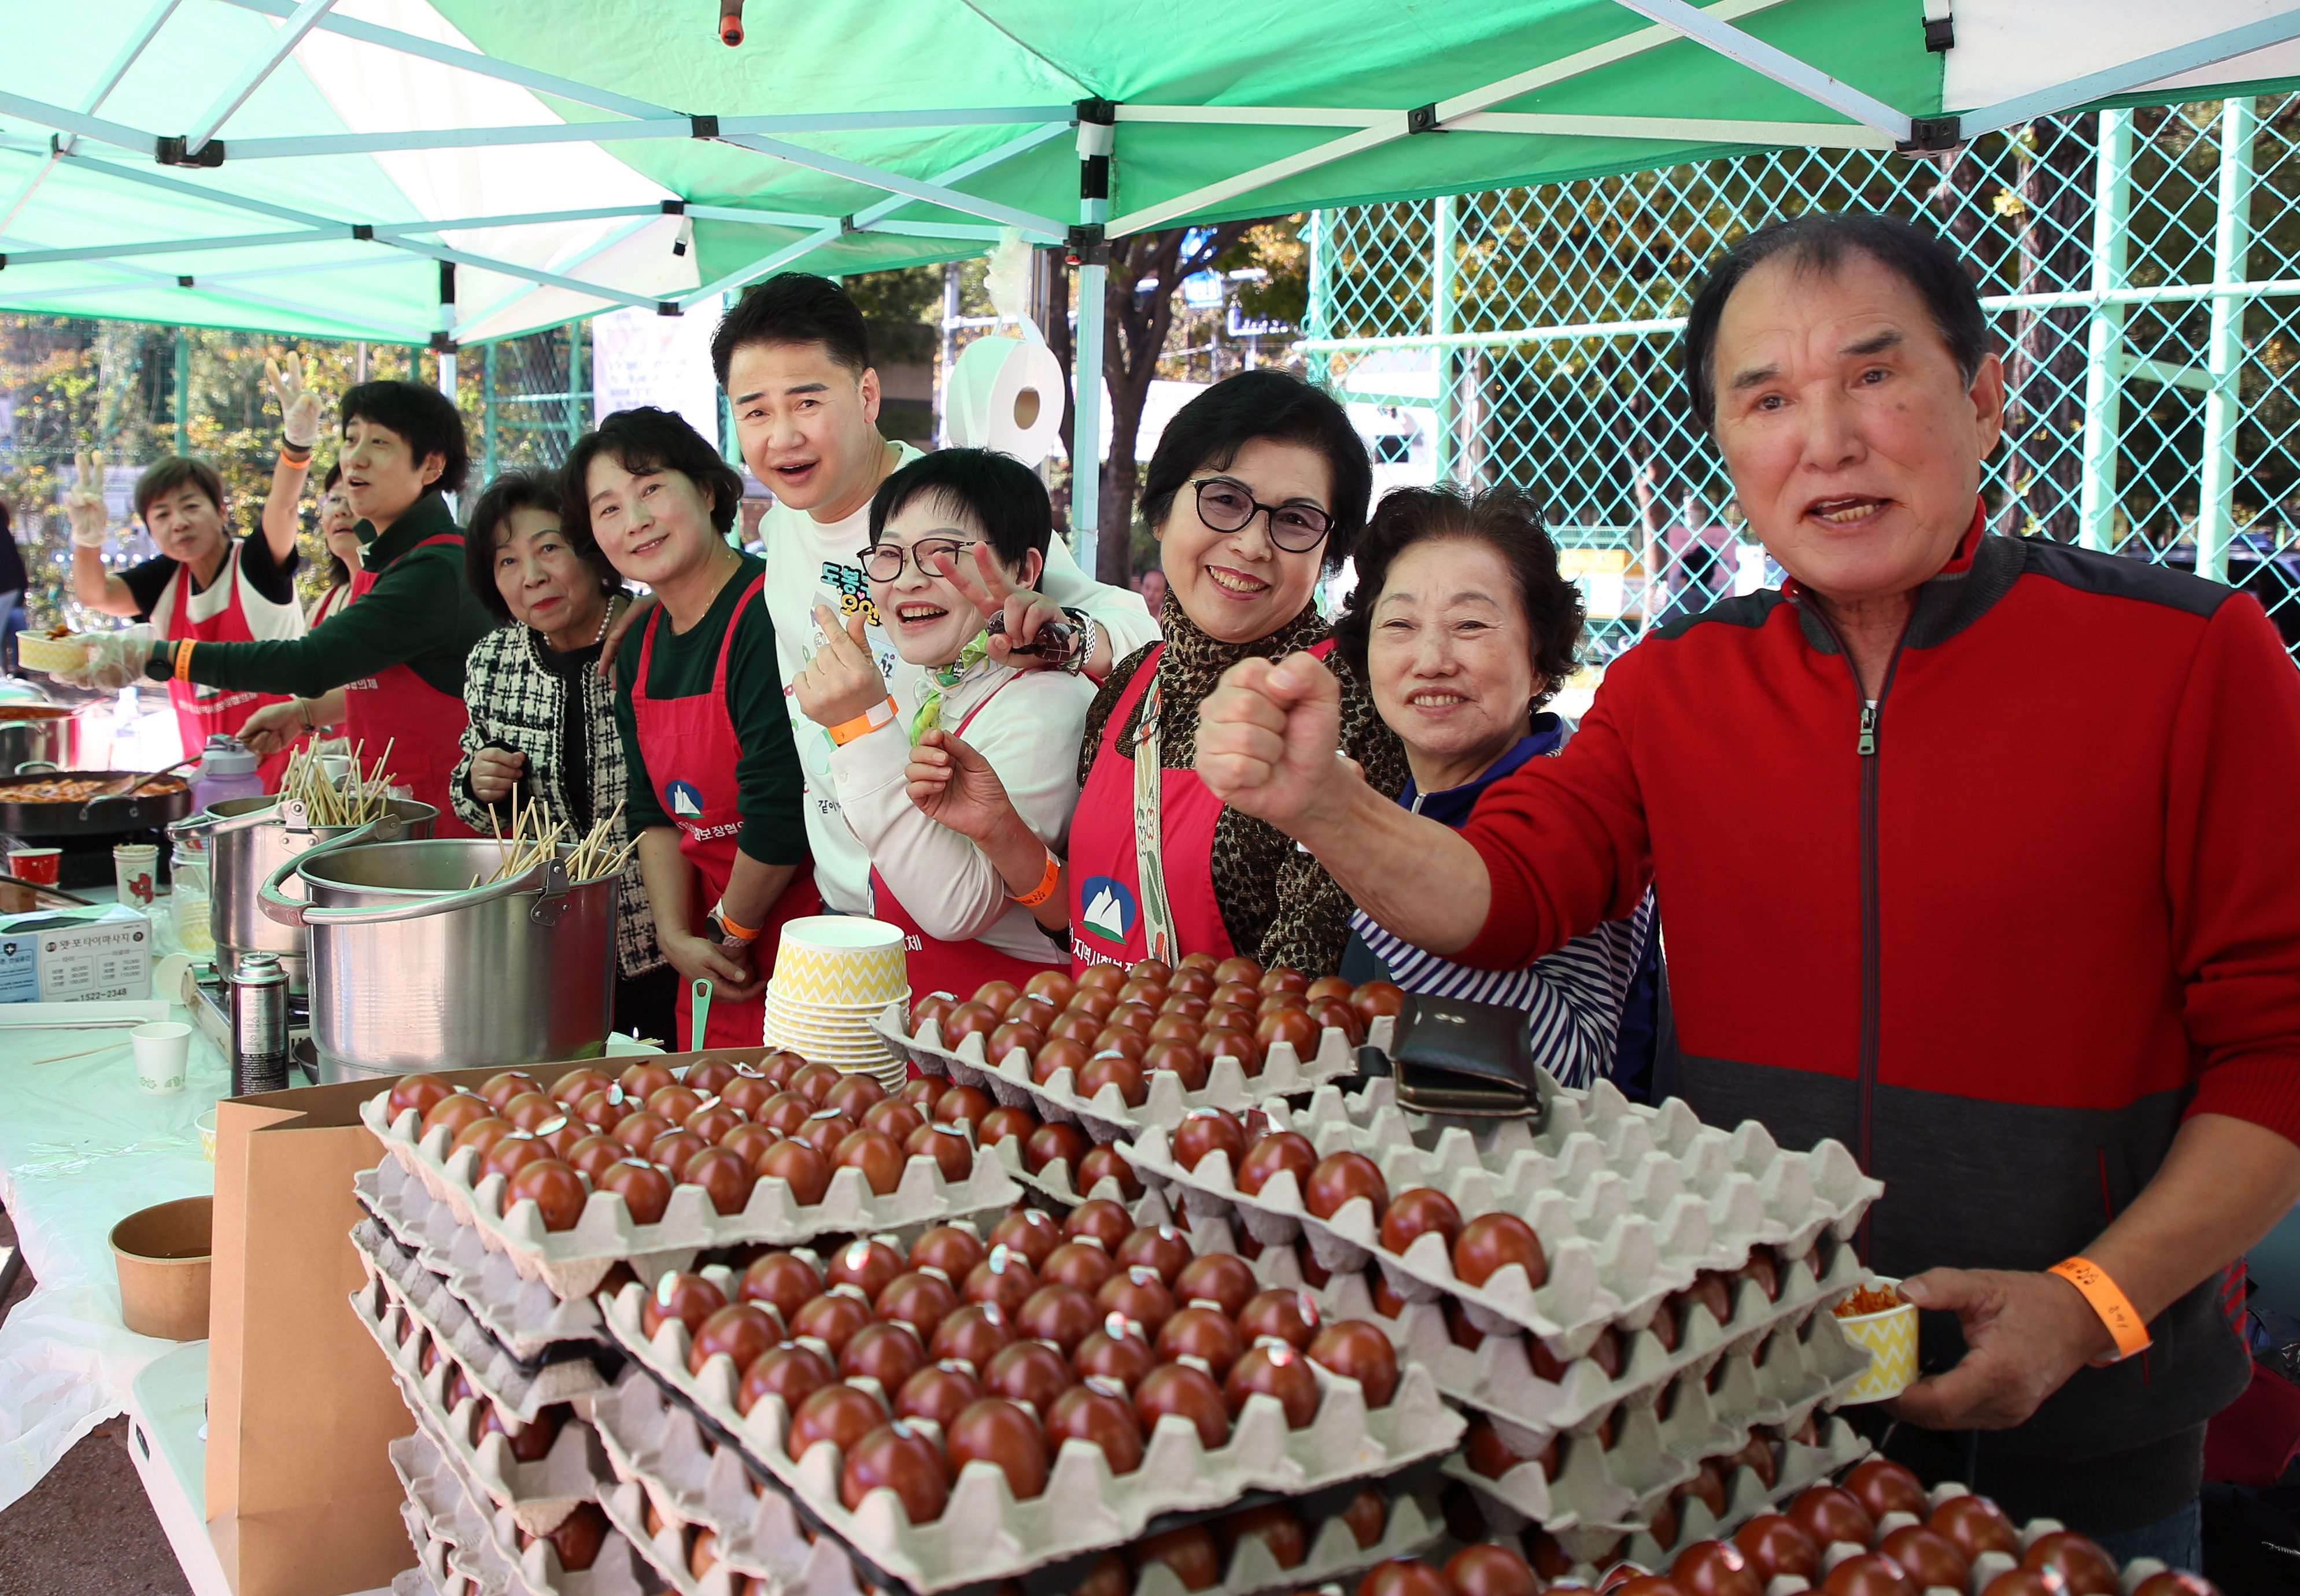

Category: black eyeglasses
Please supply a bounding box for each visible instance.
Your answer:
[1190,477,1332,552]
[856,537,976,582]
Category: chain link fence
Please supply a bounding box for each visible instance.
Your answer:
[1305,97,2300,665]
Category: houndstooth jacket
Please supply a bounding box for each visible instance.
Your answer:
[451,621,663,981]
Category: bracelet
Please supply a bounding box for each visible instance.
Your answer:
[299,698,317,733]
[1010,850,1062,908]
[279,439,313,464]
[827,695,898,747]
[173,639,196,682]
[2048,1257,2153,1362]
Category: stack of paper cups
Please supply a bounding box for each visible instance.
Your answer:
[765,917,909,1088]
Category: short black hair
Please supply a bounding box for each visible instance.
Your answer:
[133,457,226,524]
[868,448,1053,574]
[1682,211,1989,431]
[710,272,872,387]
[560,407,745,546]
[463,468,622,623]
[1139,370,1371,575]
[339,379,470,494]
[1335,486,1583,709]
[317,461,348,588]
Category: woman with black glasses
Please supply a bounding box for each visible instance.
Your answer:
[906,371,1406,976]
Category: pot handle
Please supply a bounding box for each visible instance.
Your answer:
[297,856,572,928]
[12,760,57,775]
[254,811,398,926]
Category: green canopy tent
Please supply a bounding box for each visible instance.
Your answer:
[3,0,2299,565]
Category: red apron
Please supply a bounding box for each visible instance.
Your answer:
[1068,642,1239,971]
[869,675,1058,997]
[632,573,821,1050]
[168,541,299,790]
[342,532,476,837]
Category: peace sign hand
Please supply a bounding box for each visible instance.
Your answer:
[932,542,1080,673]
[263,352,322,449]
[65,450,109,548]
[793,604,890,730]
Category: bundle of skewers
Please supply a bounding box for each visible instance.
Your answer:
[279,741,398,827]
[475,795,635,887]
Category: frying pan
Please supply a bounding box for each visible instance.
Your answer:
[0,769,194,836]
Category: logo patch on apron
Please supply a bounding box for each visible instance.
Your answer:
[665,778,706,818]
[1079,875,1137,944]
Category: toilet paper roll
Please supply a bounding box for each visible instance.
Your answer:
[946,333,1067,464]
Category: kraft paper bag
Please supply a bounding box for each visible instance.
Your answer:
[205,1080,409,1596]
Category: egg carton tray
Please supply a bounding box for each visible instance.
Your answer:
[1125,1077,1877,1360]
[599,1277,1463,1594]
[394,1563,460,1596]
[1304,1235,1868,1443]
[358,1221,619,1421]
[1441,1313,1872,1536]
[363,1093,1021,1300]
[874,1003,1380,1141]
[363,1160,612,1361]
[599,1473,871,1596]
[395,1429,666,1596]
[986,1137,1139,1209]
[361,1278,612,1536]
[595,1364,1443,1596]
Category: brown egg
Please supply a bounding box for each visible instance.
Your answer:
[1042,1240,1116,1294]
[909,1224,989,1279]
[1984,1573,2079,1596]
[597,1158,673,1224]
[1306,1319,1398,1406]
[717,1122,781,1170]
[1449,1544,1540,1596]
[964,1248,1040,1313]
[1114,1225,1193,1287]
[945,1397,1049,1497]
[1734,1514,1823,1582]
[833,1127,906,1195]
[647,1084,706,1125]
[907,1122,976,1183]
[862,1098,926,1144]
[682,1146,757,1216]
[641,1272,728,1340]
[611,1061,671,1101]
[1452,1211,1547,1288]
[1358,1560,1454,1596]
[1822,1554,1915,1596]
[1075,1324,1158,1391]
[1030,1036,1092,1085]
[790,1291,873,1356]
[991,1207,1064,1268]
[1256,1006,1322,1061]
[684,1101,747,1146]
[505,1158,587,1231]
[1732,1432,1778,1490]
[1095,1267,1177,1336]
[1463,1417,1524,1480]
[1174,1252,1258,1318]
[1045,1382,1145,1473]
[721,1074,778,1119]
[987,1020,1044,1065]
[478,1070,542,1111]
[1024,1121,1090,1175]
[544,1501,608,1571]
[934,1083,995,1126]
[1147,1011,1204,1046]
[876,1271,959,1339]
[1220,1502,1310,1572]
[755,1091,815,1136]
[789,1110,851,1158]
[420,1091,492,1141]
[738,1343,835,1416]
[1670,1542,1762,1596]
[1680,1458,1728,1516]
[1047,1011,1104,1050]
[840,1321,929,1389]
[1845,1457,1928,1519]
[451,1114,519,1162]
[387,1073,455,1125]
[1790,1486,1877,1553]
[940,1002,1005,1052]
[1103,1005,1157,1039]
[1071,971,1125,1009]
[840,1419,947,1523]
[786,1381,886,1461]
[977,1104,1040,1147]
[1077,1144,1145,1199]
[1059,1198,1129,1251]
[755,1138,830,1205]
[1225,1343,1320,1427]
[1170,1111,1247,1176]
[1025,969,1078,1006]
[547,1066,614,1107]
[1018,1283,1100,1357]
[824,1237,903,1301]
[1337,1484,1389,1550]
[895,1362,983,1428]
[1379,1187,1463,1254]
[1198,1027,1261,1081]
[929,1301,1015,1367]
[1157,1305,1245,1379]
[2131,1576,2219,1596]
[1237,1287,1321,1351]
[911,993,958,1036]
[1878,1527,1970,1593]
[1135,1361,1230,1450]
[684,1057,740,1095]
[1077,1052,1148,1107]
[1350,980,1405,1021]
[2023,1533,2121,1596]
[689,1303,781,1375]
[1931,1496,2020,1562]
[1236,1131,1319,1196]
[646,1128,710,1182]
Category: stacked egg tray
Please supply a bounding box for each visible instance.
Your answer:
[393,1429,663,1596]
[1123,1076,1880,1363]
[392,1565,451,1596]
[361,1092,1021,1299]
[361,1157,613,1361]
[596,1257,1462,1591]
[590,1370,1442,1596]
[874,1003,1382,1142]
[355,1218,620,1417]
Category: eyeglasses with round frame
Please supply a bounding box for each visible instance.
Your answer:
[1188,476,1332,552]
[855,536,977,582]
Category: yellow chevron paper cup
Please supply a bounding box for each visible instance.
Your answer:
[770,917,909,1007]
[1833,1277,1918,1404]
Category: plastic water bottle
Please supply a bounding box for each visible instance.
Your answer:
[191,736,265,812]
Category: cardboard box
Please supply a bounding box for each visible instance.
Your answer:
[0,902,152,1002]
[203,1046,746,1596]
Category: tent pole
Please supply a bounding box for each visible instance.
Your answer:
[1433,197,1456,486]
[2077,110,2132,554]
[1075,263,1106,577]
[482,342,497,481]
[2198,97,2257,586]
[183,0,341,157]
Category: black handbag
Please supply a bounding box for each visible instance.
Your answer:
[1383,991,1545,1121]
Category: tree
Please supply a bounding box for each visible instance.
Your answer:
[1990,116,2096,540]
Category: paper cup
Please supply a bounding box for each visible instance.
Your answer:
[195,1109,217,1162]
[132,1021,192,1094]
[771,916,909,1007]
[114,843,159,908]
[8,846,60,885]
[1832,1277,1918,1403]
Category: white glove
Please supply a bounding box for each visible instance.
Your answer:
[264,352,321,450]
[43,624,154,692]
[64,448,109,549]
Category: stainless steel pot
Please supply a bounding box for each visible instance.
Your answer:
[169,796,438,992]
[258,836,619,1081]
[0,704,83,775]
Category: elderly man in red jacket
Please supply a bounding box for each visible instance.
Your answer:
[1198,212,2300,1561]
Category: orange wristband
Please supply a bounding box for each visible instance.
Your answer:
[174,639,195,681]
[828,696,897,747]
[1010,851,1061,908]
[2048,1257,2152,1362]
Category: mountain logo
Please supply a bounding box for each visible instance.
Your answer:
[666,779,705,819]
[1078,875,1136,944]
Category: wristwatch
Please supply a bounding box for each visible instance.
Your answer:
[704,898,760,948]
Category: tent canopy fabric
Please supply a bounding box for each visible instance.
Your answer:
[0,0,2297,345]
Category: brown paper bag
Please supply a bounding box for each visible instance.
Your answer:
[205,1078,413,1596]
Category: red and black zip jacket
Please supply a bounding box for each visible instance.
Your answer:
[1454,514,2300,1525]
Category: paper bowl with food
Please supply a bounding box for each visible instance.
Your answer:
[1832,1277,1917,1403]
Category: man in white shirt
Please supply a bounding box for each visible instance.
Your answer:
[708,273,1160,915]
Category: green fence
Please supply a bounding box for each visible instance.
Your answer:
[1305,97,2300,663]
